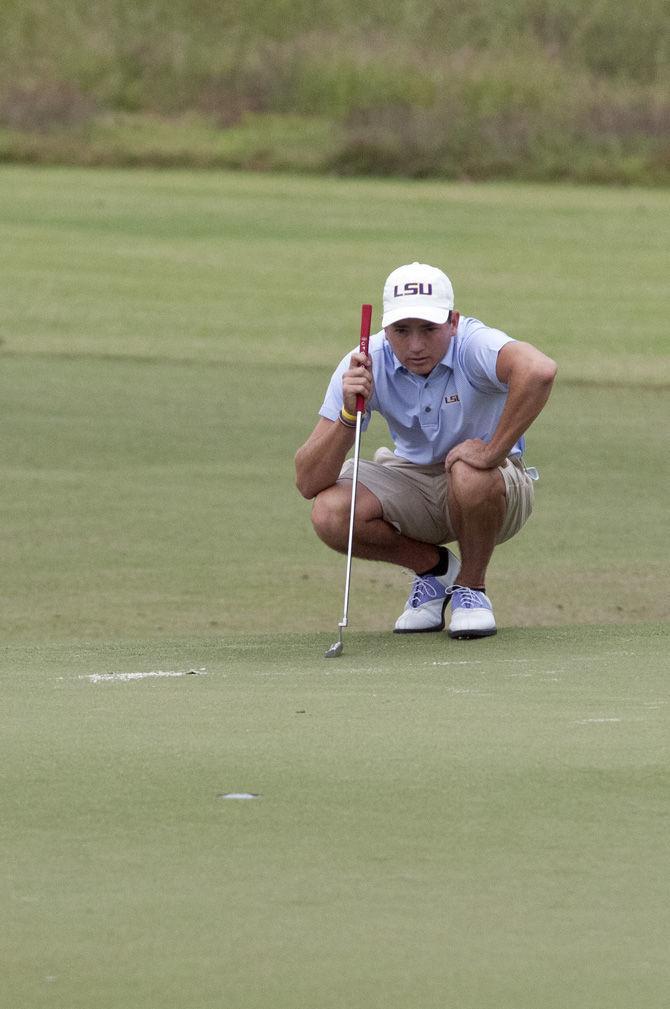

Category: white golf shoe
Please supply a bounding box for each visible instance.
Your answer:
[393,549,461,633]
[448,586,497,639]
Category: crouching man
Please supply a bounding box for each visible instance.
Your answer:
[295,262,557,639]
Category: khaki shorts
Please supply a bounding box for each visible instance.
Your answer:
[339,448,534,546]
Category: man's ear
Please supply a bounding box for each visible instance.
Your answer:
[450,310,460,329]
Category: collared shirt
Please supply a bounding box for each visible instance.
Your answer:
[319,316,524,465]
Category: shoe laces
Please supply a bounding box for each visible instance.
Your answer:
[409,575,440,608]
[452,586,487,609]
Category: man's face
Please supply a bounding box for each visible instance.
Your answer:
[384,315,458,376]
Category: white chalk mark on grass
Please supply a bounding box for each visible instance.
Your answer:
[448,688,493,696]
[575,717,622,724]
[82,668,207,684]
[431,660,483,667]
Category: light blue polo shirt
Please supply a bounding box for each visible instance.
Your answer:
[319,316,524,465]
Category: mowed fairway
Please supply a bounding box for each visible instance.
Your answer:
[1,166,669,1008]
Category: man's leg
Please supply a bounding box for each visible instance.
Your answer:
[311,483,439,572]
[445,460,507,639]
[446,460,506,588]
[311,480,460,633]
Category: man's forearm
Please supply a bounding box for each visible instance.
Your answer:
[486,366,556,464]
[295,418,356,499]
[445,352,556,473]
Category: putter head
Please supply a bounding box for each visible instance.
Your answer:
[324,639,343,658]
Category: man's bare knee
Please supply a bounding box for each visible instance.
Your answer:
[449,460,505,509]
[311,488,349,550]
[312,484,384,552]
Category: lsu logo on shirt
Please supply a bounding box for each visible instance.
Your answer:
[445,394,460,404]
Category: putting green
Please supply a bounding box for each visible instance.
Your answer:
[1,166,668,1007]
[3,624,669,1008]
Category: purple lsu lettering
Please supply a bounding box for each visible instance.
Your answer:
[393,282,433,297]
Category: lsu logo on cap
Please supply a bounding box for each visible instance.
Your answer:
[393,282,433,297]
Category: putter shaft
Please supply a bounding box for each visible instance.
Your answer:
[324,410,363,658]
[324,303,372,659]
[339,408,363,630]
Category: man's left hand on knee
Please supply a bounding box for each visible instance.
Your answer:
[445,438,505,472]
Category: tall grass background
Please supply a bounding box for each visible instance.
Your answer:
[0,0,668,181]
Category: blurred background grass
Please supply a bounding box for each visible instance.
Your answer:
[0,0,668,182]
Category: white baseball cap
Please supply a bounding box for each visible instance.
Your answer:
[382,262,454,327]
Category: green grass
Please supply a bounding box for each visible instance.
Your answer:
[0,112,344,173]
[1,165,669,1007]
[3,626,670,1008]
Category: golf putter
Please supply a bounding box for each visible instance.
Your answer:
[325,303,373,658]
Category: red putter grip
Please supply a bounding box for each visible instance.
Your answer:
[356,304,373,413]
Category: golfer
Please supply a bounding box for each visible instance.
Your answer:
[295,262,557,638]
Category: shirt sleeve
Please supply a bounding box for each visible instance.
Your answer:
[458,320,515,393]
[319,350,353,421]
